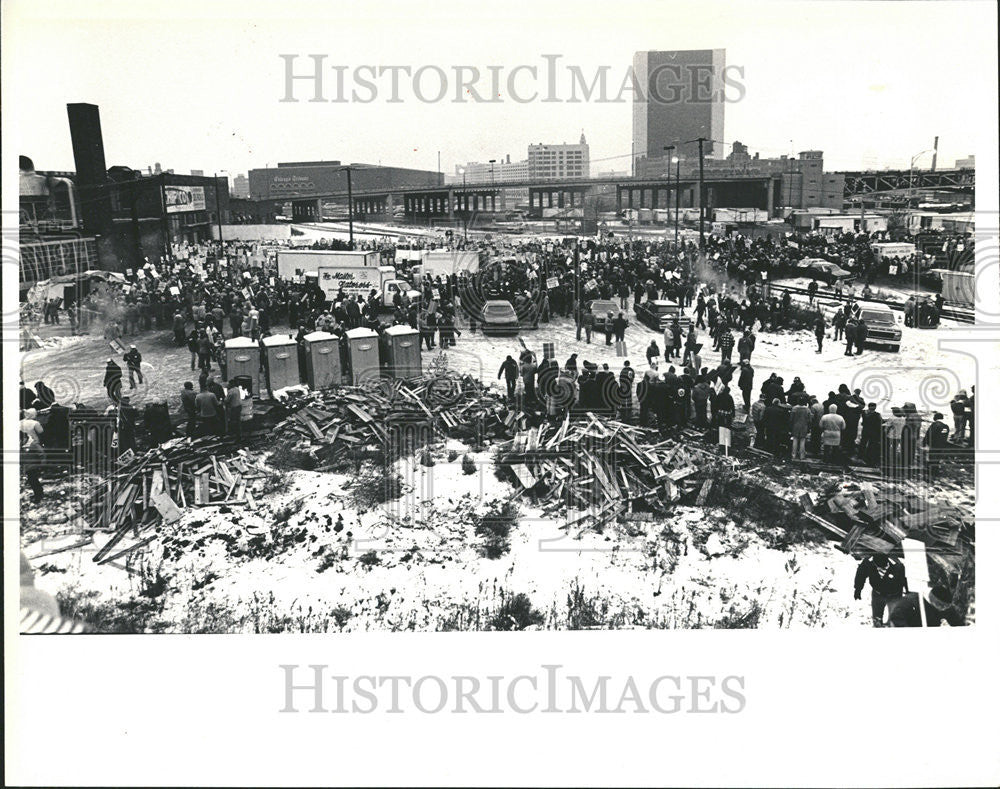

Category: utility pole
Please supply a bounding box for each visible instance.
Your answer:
[213,172,226,245]
[695,137,707,248]
[662,145,675,245]
[345,167,354,249]
[674,155,681,248]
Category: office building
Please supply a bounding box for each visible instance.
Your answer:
[527,133,590,179]
[231,174,250,198]
[632,49,726,168]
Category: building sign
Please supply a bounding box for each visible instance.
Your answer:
[165,185,206,213]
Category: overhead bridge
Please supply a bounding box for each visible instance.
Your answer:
[841,168,974,198]
[276,173,781,222]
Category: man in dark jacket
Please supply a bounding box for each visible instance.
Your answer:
[763,398,790,455]
[619,361,635,421]
[737,361,754,412]
[844,318,857,356]
[181,381,198,436]
[521,356,537,403]
[498,356,518,401]
[858,402,883,466]
[855,318,868,355]
[854,553,908,627]
[103,358,123,405]
[814,314,825,353]
[124,345,143,389]
[922,412,950,479]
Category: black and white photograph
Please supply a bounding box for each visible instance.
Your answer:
[5,0,998,785]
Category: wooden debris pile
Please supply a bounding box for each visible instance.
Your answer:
[496,413,730,531]
[270,376,508,467]
[802,478,972,568]
[80,436,270,565]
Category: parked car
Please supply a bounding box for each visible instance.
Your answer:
[797,258,855,286]
[633,299,691,332]
[857,301,902,352]
[480,300,520,335]
[585,299,621,333]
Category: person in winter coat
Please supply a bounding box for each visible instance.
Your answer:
[858,402,883,467]
[844,319,858,356]
[645,340,660,370]
[763,398,790,455]
[619,361,635,420]
[103,358,123,405]
[498,356,518,401]
[737,329,755,363]
[922,412,950,480]
[582,309,595,343]
[819,404,846,462]
[692,378,712,427]
[683,327,699,366]
[790,398,812,460]
[124,345,143,389]
[670,318,683,359]
[521,356,537,403]
[612,313,628,344]
[564,353,579,381]
[855,318,868,355]
[718,327,735,365]
[637,370,655,426]
[712,385,735,435]
[737,361,754,412]
[750,392,767,448]
[855,553,909,627]
[814,314,825,353]
[832,308,846,341]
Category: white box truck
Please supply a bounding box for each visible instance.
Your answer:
[317,264,421,307]
[416,250,481,280]
[276,249,379,281]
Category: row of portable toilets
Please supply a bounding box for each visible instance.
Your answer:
[223,325,422,396]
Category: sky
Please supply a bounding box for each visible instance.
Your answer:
[3,0,997,180]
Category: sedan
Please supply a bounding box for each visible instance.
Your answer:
[480,300,520,335]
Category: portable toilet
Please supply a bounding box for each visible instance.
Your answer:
[224,337,260,395]
[342,327,381,385]
[261,334,300,394]
[303,330,342,389]
[380,324,422,379]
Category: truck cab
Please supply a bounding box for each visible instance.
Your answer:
[857,301,903,352]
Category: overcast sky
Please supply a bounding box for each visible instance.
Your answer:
[4,0,996,179]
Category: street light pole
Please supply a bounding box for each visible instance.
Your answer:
[662,145,675,246]
[213,171,226,245]
[673,156,681,247]
[345,167,354,249]
[459,168,468,242]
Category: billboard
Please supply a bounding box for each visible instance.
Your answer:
[165,185,206,213]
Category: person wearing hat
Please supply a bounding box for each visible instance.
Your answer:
[854,553,909,628]
[124,344,143,389]
[922,412,950,480]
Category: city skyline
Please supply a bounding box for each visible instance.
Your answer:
[4,1,991,181]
